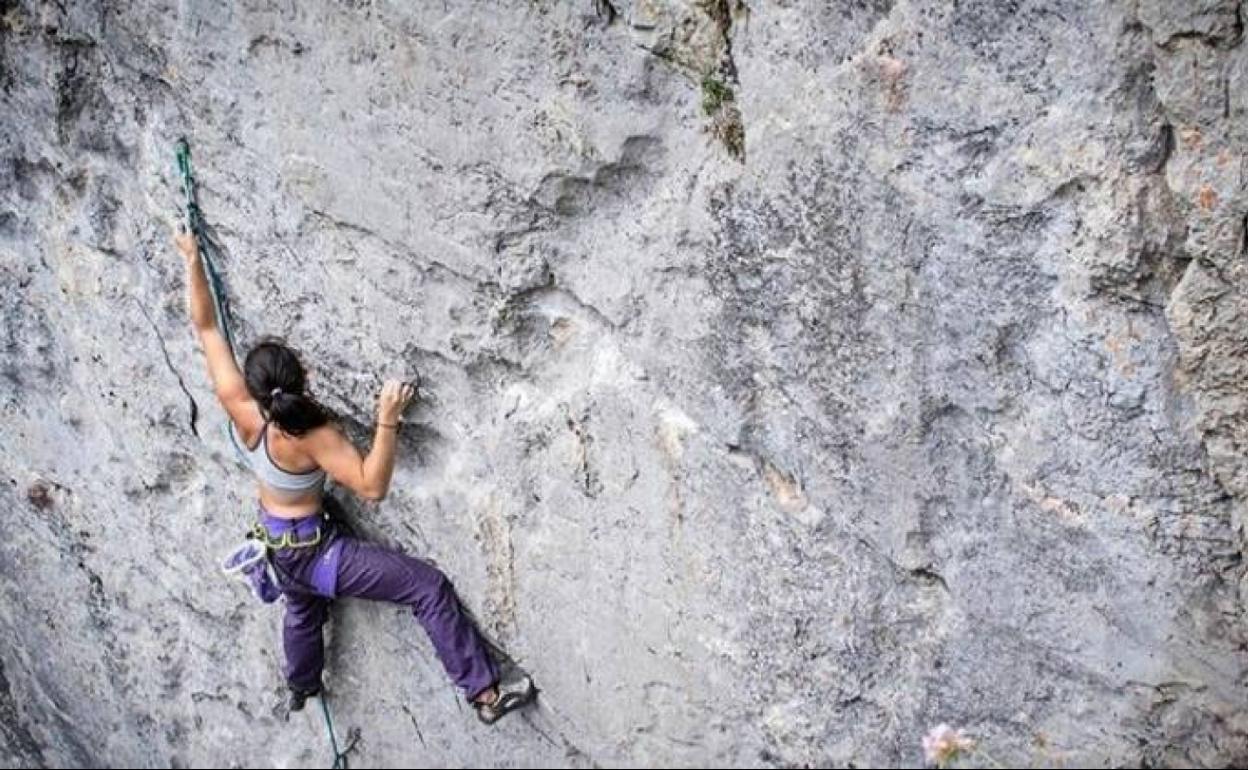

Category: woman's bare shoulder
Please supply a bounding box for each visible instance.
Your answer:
[302,421,349,449]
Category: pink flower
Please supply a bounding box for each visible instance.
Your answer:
[922,723,976,767]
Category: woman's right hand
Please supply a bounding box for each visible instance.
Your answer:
[378,379,417,425]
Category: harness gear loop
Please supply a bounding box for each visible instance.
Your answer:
[250,521,325,551]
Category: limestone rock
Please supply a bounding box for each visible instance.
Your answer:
[2,1,1246,767]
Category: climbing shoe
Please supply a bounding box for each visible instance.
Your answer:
[288,683,322,713]
[473,671,536,725]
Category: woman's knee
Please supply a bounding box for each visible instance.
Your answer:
[283,595,326,630]
[416,568,459,614]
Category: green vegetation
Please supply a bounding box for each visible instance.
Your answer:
[701,73,734,116]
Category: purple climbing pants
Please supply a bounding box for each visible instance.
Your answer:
[261,509,498,700]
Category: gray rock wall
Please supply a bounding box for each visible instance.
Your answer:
[1,1,1246,767]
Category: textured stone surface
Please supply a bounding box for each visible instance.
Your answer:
[2,1,1247,767]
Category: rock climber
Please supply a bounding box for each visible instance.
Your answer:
[175,229,534,724]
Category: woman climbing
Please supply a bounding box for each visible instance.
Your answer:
[175,230,534,724]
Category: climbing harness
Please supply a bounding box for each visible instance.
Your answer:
[221,516,337,602]
[250,520,325,551]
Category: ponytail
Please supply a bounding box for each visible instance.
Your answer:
[266,389,328,436]
[244,340,330,436]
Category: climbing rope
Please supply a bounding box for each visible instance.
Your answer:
[174,138,247,453]
[319,695,360,770]
[175,138,237,355]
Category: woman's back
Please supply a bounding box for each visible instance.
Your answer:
[233,419,327,517]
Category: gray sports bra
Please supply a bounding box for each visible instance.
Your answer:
[230,420,327,496]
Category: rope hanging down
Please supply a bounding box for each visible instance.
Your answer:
[320,696,361,770]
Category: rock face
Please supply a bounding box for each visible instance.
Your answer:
[2,1,1247,767]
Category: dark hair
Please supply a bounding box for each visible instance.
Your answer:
[243,339,329,436]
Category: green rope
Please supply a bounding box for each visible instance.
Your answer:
[319,695,356,770]
[175,138,244,450]
[174,138,237,355]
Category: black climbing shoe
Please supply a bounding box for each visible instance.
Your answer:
[288,684,322,713]
[473,672,536,725]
